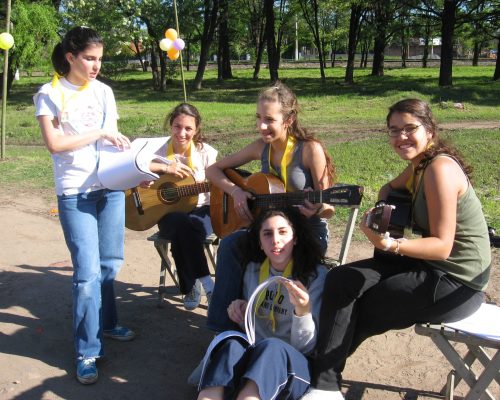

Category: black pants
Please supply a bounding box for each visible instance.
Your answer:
[158,207,210,295]
[311,255,485,390]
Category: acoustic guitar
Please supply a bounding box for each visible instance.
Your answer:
[125,174,210,231]
[367,190,414,259]
[210,169,364,238]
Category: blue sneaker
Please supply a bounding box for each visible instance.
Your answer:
[103,326,136,342]
[76,357,98,385]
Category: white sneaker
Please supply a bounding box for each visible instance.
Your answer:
[301,388,344,400]
[183,280,201,310]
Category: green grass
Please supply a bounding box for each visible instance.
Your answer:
[2,65,499,228]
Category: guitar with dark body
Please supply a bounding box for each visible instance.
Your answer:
[210,168,364,239]
[366,190,414,258]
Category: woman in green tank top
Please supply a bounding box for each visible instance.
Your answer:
[302,99,491,400]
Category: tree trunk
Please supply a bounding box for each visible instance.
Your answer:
[264,0,279,82]
[423,32,429,68]
[439,0,456,87]
[194,0,220,90]
[401,29,408,68]
[253,30,266,80]
[345,4,363,84]
[150,45,161,90]
[371,35,385,76]
[331,43,337,68]
[186,39,191,71]
[472,41,481,66]
[159,50,167,91]
[218,0,232,80]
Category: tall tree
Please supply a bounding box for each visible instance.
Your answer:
[264,0,279,82]
[193,0,219,89]
[4,0,60,94]
[217,0,232,80]
[298,0,326,81]
[345,2,365,84]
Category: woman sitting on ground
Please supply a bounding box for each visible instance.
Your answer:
[197,207,328,400]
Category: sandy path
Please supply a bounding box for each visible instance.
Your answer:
[0,190,498,400]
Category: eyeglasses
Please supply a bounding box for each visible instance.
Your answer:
[387,124,422,138]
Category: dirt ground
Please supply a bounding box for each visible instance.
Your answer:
[0,189,498,400]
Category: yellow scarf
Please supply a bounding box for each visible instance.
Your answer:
[166,138,194,170]
[256,258,293,332]
[268,135,296,192]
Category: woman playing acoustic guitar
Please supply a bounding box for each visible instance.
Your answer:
[147,103,218,311]
[205,82,335,333]
[302,99,491,400]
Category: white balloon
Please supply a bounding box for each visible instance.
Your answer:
[159,38,173,51]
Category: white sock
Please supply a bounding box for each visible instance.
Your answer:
[199,275,214,294]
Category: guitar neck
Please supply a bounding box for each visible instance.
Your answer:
[161,181,210,199]
[251,186,359,208]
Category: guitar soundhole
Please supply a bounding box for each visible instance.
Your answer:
[158,183,179,205]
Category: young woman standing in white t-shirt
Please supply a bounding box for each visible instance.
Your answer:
[34,26,134,385]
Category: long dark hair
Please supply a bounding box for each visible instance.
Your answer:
[258,82,336,185]
[241,208,323,287]
[163,103,204,147]
[51,26,103,76]
[387,98,472,178]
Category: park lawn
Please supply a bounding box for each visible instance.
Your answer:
[1,65,499,228]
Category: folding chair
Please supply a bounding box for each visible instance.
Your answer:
[324,205,360,268]
[415,303,500,400]
[147,232,219,307]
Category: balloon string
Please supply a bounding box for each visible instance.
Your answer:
[173,0,187,102]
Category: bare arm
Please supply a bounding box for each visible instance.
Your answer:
[363,158,467,260]
[206,140,264,221]
[37,115,129,154]
[301,140,334,218]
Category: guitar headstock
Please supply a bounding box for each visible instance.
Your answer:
[322,184,364,207]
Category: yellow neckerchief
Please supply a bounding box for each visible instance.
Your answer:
[51,73,89,115]
[268,135,296,191]
[255,258,293,332]
[166,138,194,170]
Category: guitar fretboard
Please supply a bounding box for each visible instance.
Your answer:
[250,185,361,208]
[160,181,210,200]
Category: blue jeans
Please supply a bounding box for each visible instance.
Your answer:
[58,189,125,360]
[207,220,328,332]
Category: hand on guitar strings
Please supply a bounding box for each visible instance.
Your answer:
[360,208,391,251]
[297,198,323,219]
[231,186,254,222]
[162,161,193,179]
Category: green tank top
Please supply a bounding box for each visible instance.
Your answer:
[413,156,491,291]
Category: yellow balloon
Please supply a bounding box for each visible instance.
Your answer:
[0,32,14,50]
[165,28,178,41]
[167,48,180,61]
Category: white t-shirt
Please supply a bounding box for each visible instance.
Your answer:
[33,77,119,196]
